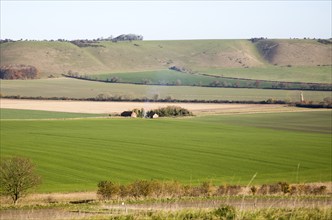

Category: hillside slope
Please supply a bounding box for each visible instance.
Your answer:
[255,39,331,66]
[0,39,331,77]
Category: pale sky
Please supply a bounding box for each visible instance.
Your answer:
[1,0,331,40]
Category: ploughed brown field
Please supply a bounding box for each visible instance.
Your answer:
[0,99,316,116]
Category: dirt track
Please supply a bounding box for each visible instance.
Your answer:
[0,99,312,115]
[1,197,331,220]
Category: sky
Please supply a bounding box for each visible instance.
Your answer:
[0,0,331,40]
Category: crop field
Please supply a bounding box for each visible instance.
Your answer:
[85,69,218,86]
[1,78,331,102]
[196,66,332,83]
[0,108,105,119]
[79,67,332,90]
[1,99,292,115]
[1,111,330,192]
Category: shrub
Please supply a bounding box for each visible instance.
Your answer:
[215,185,226,196]
[297,184,312,195]
[258,184,268,195]
[97,181,120,200]
[214,205,236,219]
[163,181,182,198]
[268,183,281,194]
[289,185,298,195]
[132,108,145,118]
[129,180,154,198]
[225,185,241,195]
[250,186,257,195]
[311,185,327,195]
[200,181,214,196]
[279,182,290,194]
[119,185,130,198]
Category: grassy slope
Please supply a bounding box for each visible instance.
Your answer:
[0,108,105,119]
[1,111,331,192]
[0,41,108,77]
[1,78,331,102]
[0,40,265,76]
[4,39,330,78]
[266,39,332,66]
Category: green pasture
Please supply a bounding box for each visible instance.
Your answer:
[0,108,105,119]
[196,66,332,84]
[1,78,331,102]
[1,111,331,192]
[85,69,268,88]
[86,70,215,86]
[84,67,331,90]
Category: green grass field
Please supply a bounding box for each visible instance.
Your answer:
[1,111,330,192]
[1,78,331,102]
[196,66,332,83]
[0,108,105,119]
[85,69,217,86]
[81,67,331,90]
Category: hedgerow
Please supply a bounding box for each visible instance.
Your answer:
[97,180,328,200]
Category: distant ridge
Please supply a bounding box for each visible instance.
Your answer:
[0,39,331,77]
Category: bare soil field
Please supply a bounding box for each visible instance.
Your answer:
[0,99,319,116]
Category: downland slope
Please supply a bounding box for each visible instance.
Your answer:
[1,39,331,78]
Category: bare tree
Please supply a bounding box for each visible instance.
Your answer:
[0,157,41,204]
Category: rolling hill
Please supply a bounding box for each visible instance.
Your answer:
[1,39,331,78]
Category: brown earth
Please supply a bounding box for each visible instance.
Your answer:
[0,99,318,116]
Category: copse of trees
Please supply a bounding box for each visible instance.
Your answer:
[146,106,193,118]
[0,64,39,80]
[111,34,143,42]
[0,34,144,44]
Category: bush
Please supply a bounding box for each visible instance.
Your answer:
[279,182,290,194]
[97,181,120,200]
[200,181,214,196]
[225,185,241,195]
[163,181,182,198]
[250,186,257,195]
[311,185,327,195]
[132,108,145,118]
[258,184,268,195]
[129,180,154,198]
[214,205,236,219]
